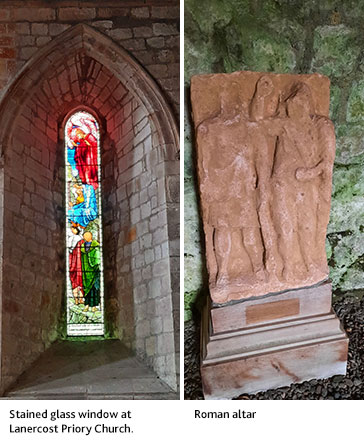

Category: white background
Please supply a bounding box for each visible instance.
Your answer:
[0,400,362,443]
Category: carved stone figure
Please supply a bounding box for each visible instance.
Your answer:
[271,82,335,281]
[192,72,336,303]
[196,83,265,288]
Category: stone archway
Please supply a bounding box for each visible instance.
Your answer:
[0,24,179,396]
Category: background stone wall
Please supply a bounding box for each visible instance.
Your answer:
[185,0,364,320]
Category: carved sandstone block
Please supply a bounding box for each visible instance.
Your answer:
[191,71,335,303]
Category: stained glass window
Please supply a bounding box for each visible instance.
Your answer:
[65,111,104,336]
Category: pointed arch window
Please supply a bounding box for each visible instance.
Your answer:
[65,111,104,336]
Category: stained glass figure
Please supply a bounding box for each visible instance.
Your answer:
[65,111,104,336]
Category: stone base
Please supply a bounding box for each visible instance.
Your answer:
[201,281,348,400]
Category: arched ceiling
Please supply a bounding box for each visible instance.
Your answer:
[0,23,178,155]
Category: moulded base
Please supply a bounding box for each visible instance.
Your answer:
[201,283,348,400]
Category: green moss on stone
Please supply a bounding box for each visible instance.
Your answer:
[335,123,364,165]
[184,179,205,295]
[331,163,364,204]
[339,267,364,291]
[326,238,333,260]
[329,230,364,290]
[311,25,360,79]
[347,79,364,123]
[184,100,194,179]
[185,0,302,78]
[329,163,364,236]
[334,232,364,268]
[329,84,341,121]
[341,0,364,21]
[184,291,199,321]
[241,32,296,73]
[184,36,217,79]
[329,197,364,235]
[185,0,250,36]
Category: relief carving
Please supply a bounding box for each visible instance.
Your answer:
[193,72,335,303]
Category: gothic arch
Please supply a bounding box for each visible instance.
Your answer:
[0,23,179,156]
[0,24,179,395]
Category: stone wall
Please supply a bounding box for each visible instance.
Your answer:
[0,0,179,394]
[103,88,178,388]
[185,0,364,319]
[0,0,179,115]
[1,97,63,392]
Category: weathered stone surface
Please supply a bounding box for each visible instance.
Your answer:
[49,23,71,36]
[335,124,364,165]
[58,8,96,21]
[330,232,364,289]
[12,8,56,22]
[202,311,348,399]
[346,79,364,123]
[243,34,296,74]
[184,179,204,296]
[131,7,149,19]
[191,71,333,303]
[311,25,360,79]
[328,165,364,234]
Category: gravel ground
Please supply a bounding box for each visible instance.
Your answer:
[184,294,364,399]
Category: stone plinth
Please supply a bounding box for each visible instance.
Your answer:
[201,281,348,399]
[191,71,348,399]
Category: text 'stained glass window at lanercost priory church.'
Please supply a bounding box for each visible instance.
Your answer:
[65,111,104,336]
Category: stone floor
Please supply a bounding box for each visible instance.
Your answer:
[5,340,177,400]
